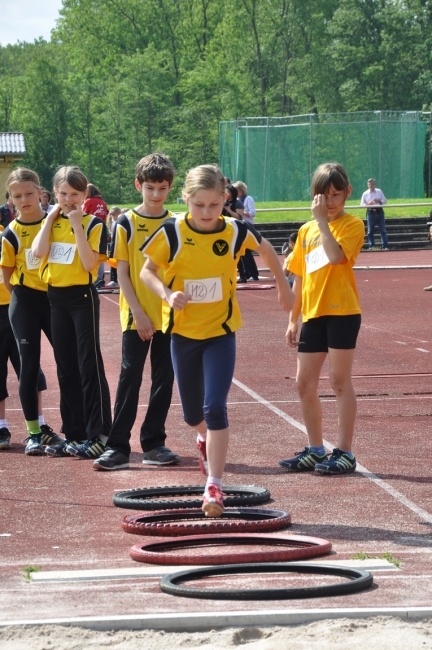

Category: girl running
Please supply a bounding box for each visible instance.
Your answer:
[279,162,365,475]
[140,164,293,517]
[32,166,112,459]
[1,168,64,455]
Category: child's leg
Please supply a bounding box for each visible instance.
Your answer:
[327,347,357,452]
[296,352,327,446]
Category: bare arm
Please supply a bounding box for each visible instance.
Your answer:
[256,237,294,313]
[286,275,303,347]
[32,205,60,258]
[140,258,190,310]
[312,195,346,265]
[68,208,100,272]
[1,266,14,294]
[117,260,155,341]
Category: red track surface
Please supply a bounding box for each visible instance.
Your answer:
[2,250,432,620]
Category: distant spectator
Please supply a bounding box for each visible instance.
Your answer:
[106,206,121,288]
[0,192,15,227]
[83,184,109,287]
[234,181,259,282]
[361,178,389,250]
[224,176,231,186]
[282,232,298,287]
[423,211,432,290]
[40,188,54,214]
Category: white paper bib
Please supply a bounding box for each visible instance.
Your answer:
[184,277,223,303]
[25,248,41,270]
[48,243,77,265]
[305,244,330,274]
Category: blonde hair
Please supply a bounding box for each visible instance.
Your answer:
[53,166,88,193]
[183,164,225,198]
[6,167,41,192]
[233,180,247,195]
[311,162,350,196]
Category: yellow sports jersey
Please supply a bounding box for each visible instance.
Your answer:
[110,209,172,332]
[39,213,107,287]
[141,214,262,339]
[288,213,365,321]
[0,217,48,292]
[0,225,11,305]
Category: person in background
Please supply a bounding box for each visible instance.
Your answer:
[222,185,249,283]
[40,189,54,214]
[0,192,15,228]
[423,211,432,291]
[234,181,259,281]
[361,178,389,250]
[282,232,298,287]
[83,184,109,288]
[106,206,121,288]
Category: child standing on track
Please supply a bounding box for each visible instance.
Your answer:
[279,162,365,475]
[0,168,64,455]
[140,164,293,516]
[93,153,179,471]
[32,166,112,459]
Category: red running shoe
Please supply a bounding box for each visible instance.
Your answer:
[197,439,208,476]
[202,484,224,518]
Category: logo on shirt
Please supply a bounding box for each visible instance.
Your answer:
[21,230,29,237]
[184,237,195,246]
[137,223,148,232]
[213,240,229,256]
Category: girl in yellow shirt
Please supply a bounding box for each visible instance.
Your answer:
[279,162,365,475]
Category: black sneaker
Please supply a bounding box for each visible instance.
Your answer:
[278,446,328,471]
[142,446,181,465]
[70,437,106,459]
[24,434,44,456]
[93,448,129,471]
[46,440,79,457]
[40,424,65,446]
[314,448,356,475]
[0,427,11,450]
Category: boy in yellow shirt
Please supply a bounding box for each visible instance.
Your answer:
[279,162,365,475]
[94,153,179,470]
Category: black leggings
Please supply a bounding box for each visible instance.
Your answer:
[8,286,50,420]
[48,284,112,441]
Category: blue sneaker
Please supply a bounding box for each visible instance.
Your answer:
[70,437,106,459]
[314,448,356,475]
[24,434,44,456]
[46,440,80,457]
[278,446,328,471]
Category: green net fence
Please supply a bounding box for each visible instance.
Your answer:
[219,111,430,201]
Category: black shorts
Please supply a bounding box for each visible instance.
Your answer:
[298,315,361,353]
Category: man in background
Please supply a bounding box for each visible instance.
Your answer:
[361,178,389,250]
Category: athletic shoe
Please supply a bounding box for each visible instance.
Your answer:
[237,278,247,283]
[40,424,65,447]
[94,278,105,289]
[314,448,356,475]
[382,247,389,251]
[24,434,44,456]
[0,427,11,450]
[93,449,129,471]
[278,447,328,471]
[106,281,119,288]
[424,285,432,291]
[69,437,106,459]
[46,440,80,457]
[196,439,208,475]
[142,446,181,465]
[202,485,224,517]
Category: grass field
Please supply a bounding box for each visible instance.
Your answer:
[115,198,432,224]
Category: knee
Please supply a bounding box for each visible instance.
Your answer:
[295,377,318,399]
[328,373,352,395]
[203,402,228,430]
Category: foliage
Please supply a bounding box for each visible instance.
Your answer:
[21,565,41,582]
[0,0,431,201]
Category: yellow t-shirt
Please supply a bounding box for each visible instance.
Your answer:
[0,225,11,305]
[39,213,108,287]
[288,213,365,321]
[109,209,172,332]
[0,217,47,292]
[141,214,262,339]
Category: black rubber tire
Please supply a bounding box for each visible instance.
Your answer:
[159,562,373,600]
[113,485,270,511]
[122,507,291,536]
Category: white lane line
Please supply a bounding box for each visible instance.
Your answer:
[416,348,429,353]
[100,295,119,306]
[362,324,430,344]
[395,341,407,345]
[232,377,432,525]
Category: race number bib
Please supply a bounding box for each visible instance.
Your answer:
[184,277,223,303]
[25,248,41,270]
[305,244,329,274]
[0,269,3,284]
[48,243,77,265]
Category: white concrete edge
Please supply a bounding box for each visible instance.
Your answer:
[260,265,432,272]
[31,559,398,583]
[1,608,432,632]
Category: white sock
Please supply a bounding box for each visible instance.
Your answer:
[99,434,108,443]
[205,477,222,491]
[197,432,207,443]
[0,419,7,428]
[38,415,45,426]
